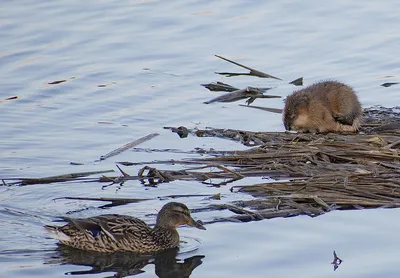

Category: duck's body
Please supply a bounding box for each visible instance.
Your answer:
[283,81,362,133]
[45,202,205,253]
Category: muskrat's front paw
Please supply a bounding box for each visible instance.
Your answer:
[333,114,353,125]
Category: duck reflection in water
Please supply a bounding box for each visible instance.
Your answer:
[45,244,205,278]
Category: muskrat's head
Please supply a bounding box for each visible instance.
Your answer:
[282,92,311,131]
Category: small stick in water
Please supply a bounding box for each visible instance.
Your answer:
[331,250,343,271]
[204,87,279,104]
[289,77,303,86]
[100,133,159,161]
[214,55,282,80]
[239,104,283,114]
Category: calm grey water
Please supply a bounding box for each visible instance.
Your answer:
[1,0,400,277]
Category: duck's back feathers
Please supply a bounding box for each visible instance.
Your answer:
[62,214,151,238]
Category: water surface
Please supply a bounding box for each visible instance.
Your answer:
[1,0,400,277]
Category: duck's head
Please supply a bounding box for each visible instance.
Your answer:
[156,202,206,230]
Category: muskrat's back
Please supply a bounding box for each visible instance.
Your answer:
[283,81,362,133]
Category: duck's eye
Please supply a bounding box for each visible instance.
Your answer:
[173,208,187,215]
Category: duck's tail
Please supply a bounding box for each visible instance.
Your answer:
[44,225,71,242]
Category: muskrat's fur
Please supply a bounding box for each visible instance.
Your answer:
[283,81,362,133]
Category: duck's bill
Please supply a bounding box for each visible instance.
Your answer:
[188,218,206,230]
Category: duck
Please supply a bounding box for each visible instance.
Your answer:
[44,202,206,253]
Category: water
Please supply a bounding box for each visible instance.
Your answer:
[1,0,400,277]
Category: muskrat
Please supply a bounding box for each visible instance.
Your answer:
[283,81,362,133]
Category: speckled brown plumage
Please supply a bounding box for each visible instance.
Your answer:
[45,202,205,253]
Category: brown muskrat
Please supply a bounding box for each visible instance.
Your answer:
[282,81,362,133]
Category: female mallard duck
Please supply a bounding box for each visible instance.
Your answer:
[45,202,205,253]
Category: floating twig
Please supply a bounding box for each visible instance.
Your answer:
[214,55,282,80]
[289,77,303,86]
[187,164,244,179]
[381,82,399,87]
[116,165,130,177]
[100,133,159,161]
[47,77,75,85]
[239,104,283,114]
[331,251,343,271]
[169,126,189,138]
[56,193,220,209]
[0,95,19,105]
[201,81,239,92]
[14,170,115,186]
[204,87,279,104]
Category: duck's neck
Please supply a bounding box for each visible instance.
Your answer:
[153,224,180,247]
[153,223,177,233]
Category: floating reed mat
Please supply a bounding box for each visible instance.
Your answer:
[64,129,400,222]
[228,175,400,222]
[189,131,400,178]
[3,107,400,223]
[4,129,400,222]
[166,125,400,221]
